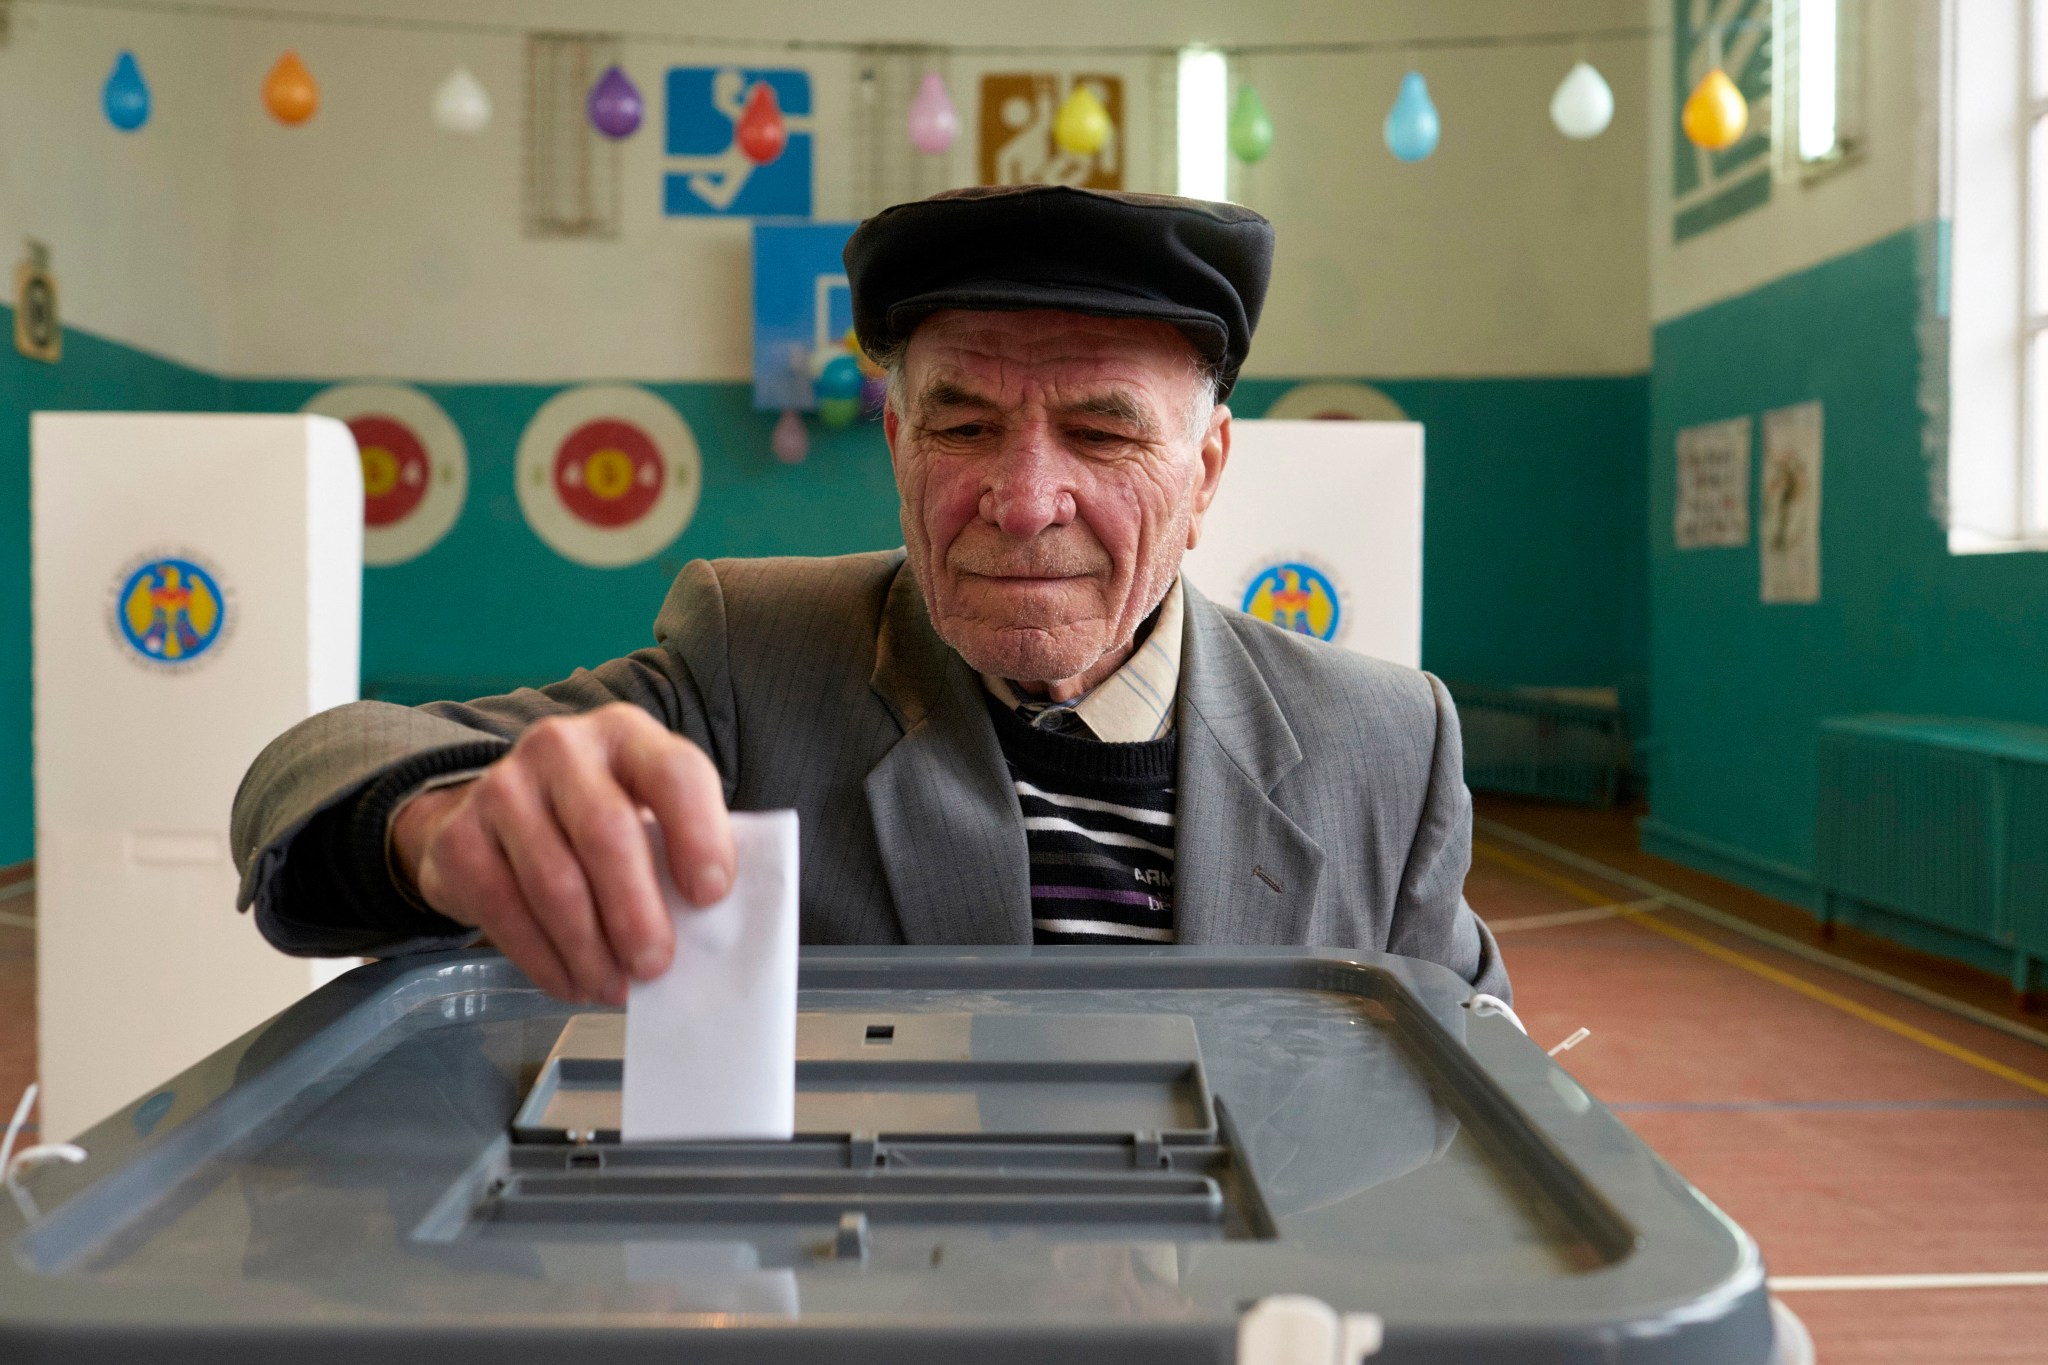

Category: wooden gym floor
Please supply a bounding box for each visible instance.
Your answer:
[2,803,2045,1359]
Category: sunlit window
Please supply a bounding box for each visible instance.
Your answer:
[1177,47,1229,202]
[1950,0,2048,550]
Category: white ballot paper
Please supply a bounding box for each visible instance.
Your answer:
[622,809,799,1142]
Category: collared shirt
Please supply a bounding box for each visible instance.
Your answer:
[980,578,1184,742]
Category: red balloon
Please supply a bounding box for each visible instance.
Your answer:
[735,81,788,165]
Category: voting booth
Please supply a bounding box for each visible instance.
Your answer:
[30,413,363,1143]
[1181,419,1424,669]
[0,947,1784,1362]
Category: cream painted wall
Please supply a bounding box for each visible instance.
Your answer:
[1648,0,1940,324]
[3,0,1653,381]
[0,6,234,370]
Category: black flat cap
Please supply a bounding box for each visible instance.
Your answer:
[844,184,1273,398]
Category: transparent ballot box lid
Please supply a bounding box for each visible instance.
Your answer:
[0,947,1772,1364]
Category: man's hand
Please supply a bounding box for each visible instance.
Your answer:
[390,703,736,1005]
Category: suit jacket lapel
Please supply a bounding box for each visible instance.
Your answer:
[1174,580,1326,944]
[865,562,1032,944]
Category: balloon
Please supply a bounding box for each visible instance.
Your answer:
[771,409,808,463]
[1383,71,1439,162]
[432,66,491,134]
[906,71,959,154]
[818,396,861,429]
[1052,83,1111,156]
[1549,61,1614,140]
[587,64,643,139]
[845,328,885,379]
[816,355,864,402]
[263,50,319,126]
[103,50,151,132]
[735,81,788,164]
[1682,67,1747,150]
[1228,84,1273,163]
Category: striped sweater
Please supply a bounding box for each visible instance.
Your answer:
[985,695,1177,945]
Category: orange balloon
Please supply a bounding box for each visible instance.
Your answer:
[264,50,319,126]
[1682,67,1747,151]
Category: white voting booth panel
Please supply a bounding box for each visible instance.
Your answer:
[1181,419,1423,667]
[32,414,363,1143]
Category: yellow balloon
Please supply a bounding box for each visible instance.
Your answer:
[1052,84,1111,157]
[1682,67,1747,151]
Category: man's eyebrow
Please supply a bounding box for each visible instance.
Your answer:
[1060,390,1160,438]
[912,379,999,414]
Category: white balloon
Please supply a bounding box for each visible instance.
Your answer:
[1549,61,1614,140]
[432,67,492,134]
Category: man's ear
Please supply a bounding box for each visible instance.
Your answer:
[1185,404,1231,550]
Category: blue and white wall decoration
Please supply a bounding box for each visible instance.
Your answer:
[665,67,813,218]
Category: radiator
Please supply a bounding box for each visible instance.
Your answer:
[1816,715,2048,994]
[1451,684,1629,809]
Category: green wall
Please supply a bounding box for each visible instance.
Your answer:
[1643,225,2048,904]
[2,328,1650,865]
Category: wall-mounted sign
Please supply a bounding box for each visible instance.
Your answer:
[517,384,701,567]
[978,73,1123,189]
[302,383,468,566]
[664,67,813,217]
[1674,415,1752,549]
[15,239,60,364]
[752,221,857,412]
[1760,400,1822,603]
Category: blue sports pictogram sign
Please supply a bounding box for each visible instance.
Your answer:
[664,67,813,218]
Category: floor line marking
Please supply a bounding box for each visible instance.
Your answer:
[1612,1098,2048,1113]
[0,880,31,905]
[1473,817,2048,1054]
[0,910,32,931]
[1472,840,2048,1100]
[1486,899,1662,934]
[1769,1272,2048,1292]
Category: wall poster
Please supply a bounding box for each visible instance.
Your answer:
[1760,400,1823,603]
[977,73,1124,189]
[1674,415,1752,549]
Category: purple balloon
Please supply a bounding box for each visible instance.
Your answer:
[588,64,643,139]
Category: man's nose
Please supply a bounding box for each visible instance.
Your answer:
[979,431,1076,537]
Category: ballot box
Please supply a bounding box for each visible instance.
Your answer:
[0,948,1783,1364]
[1180,419,1424,669]
[30,413,363,1144]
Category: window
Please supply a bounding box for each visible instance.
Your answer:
[1777,0,1862,173]
[1949,0,2048,550]
[1176,47,1228,201]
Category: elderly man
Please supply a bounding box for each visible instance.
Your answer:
[232,185,1507,1006]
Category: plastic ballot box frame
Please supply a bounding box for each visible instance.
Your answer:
[0,948,1781,1364]
[1180,418,1423,669]
[30,412,363,1144]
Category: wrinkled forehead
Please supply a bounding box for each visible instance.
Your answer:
[901,309,1203,403]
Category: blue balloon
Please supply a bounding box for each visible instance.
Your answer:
[103,50,151,132]
[816,354,864,402]
[1384,71,1439,162]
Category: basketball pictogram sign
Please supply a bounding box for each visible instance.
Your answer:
[302,384,467,566]
[516,385,702,567]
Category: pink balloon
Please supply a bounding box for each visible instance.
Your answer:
[906,72,959,154]
[771,409,808,464]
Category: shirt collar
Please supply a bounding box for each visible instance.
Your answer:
[980,578,1185,742]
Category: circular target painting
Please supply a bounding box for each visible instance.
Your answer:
[516,385,701,567]
[302,383,468,566]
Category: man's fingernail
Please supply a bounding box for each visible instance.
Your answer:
[632,947,667,979]
[693,865,731,905]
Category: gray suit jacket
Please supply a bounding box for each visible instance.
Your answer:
[232,551,1507,996]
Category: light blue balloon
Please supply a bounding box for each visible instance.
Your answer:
[103,50,151,132]
[1383,71,1439,163]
